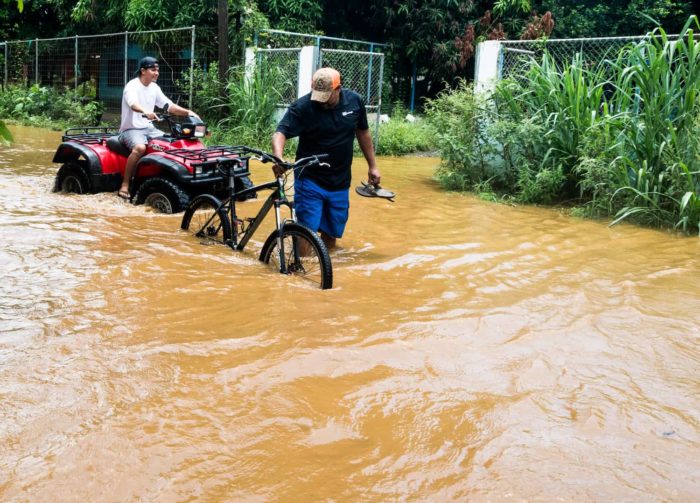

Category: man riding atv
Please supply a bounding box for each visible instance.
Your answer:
[118,56,198,199]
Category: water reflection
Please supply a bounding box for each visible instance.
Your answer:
[1,124,699,501]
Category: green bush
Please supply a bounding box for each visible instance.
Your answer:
[374,106,435,156]
[0,84,103,128]
[424,80,496,191]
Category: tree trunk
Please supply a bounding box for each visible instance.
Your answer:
[218,0,229,83]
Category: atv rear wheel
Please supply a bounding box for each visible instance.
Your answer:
[134,177,190,214]
[55,162,90,194]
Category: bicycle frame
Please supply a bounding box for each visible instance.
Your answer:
[225,175,294,252]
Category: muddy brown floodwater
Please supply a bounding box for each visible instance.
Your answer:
[1,124,699,501]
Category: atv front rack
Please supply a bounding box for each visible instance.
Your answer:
[167,145,252,179]
[166,145,248,162]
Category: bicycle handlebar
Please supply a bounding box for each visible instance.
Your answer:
[193,147,329,179]
[242,147,329,172]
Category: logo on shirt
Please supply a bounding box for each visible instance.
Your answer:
[342,110,354,116]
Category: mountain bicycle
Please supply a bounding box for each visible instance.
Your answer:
[180,147,333,289]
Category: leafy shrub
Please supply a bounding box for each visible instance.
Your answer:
[0,84,103,128]
[424,80,495,190]
[517,164,565,204]
[375,107,435,156]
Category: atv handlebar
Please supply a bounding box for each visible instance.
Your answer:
[141,107,206,140]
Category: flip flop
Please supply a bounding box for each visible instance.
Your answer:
[355,181,396,202]
[117,190,130,200]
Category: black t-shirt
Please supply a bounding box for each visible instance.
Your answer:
[276,89,369,191]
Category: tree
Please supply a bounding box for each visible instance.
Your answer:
[218,0,229,81]
[319,0,552,102]
[532,0,694,38]
[258,0,323,33]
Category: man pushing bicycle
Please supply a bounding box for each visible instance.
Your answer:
[272,67,381,249]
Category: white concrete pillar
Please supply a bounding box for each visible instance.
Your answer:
[474,41,502,94]
[297,46,315,98]
[244,47,256,85]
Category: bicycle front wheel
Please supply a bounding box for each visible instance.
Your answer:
[259,222,333,290]
[181,194,232,246]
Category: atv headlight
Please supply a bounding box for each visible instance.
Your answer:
[194,165,203,175]
[194,125,206,138]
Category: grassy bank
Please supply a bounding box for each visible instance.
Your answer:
[426,16,700,235]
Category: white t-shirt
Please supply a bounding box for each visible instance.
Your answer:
[119,77,173,132]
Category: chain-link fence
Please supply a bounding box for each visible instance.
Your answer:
[498,34,688,80]
[255,48,301,107]
[1,27,195,115]
[253,30,387,147]
[0,42,6,89]
[2,26,387,146]
[319,48,384,111]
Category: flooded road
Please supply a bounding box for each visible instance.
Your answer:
[1,124,699,501]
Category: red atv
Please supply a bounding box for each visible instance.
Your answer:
[52,106,255,213]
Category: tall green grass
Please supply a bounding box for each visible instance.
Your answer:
[604,19,700,233]
[186,62,287,150]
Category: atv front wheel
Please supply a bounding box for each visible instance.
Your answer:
[134,177,190,214]
[54,162,90,193]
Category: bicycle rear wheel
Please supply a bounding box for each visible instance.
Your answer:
[259,222,333,290]
[181,194,232,246]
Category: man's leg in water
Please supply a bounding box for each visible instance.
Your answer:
[119,143,146,195]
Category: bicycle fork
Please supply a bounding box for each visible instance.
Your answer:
[274,199,289,274]
[273,183,298,275]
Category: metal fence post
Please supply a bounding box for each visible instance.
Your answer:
[74,35,78,93]
[366,43,374,102]
[124,31,128,86]
[35,38,38,85]
[375,55,384,152]
[315,35,321,70]
[190,26,195,109]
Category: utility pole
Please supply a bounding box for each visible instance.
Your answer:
[218,0,229,83]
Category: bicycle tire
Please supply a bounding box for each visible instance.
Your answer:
[259,222,333,290]
[181,194,232,246]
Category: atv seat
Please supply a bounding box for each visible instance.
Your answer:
[106,135,132,157]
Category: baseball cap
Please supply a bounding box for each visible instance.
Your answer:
[137,56,159,74]
[311,67,341,102]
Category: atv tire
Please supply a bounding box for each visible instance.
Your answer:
[134,177,190,214]
[54,161,90,194]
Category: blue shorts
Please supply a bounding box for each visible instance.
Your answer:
[294,177,350,238]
